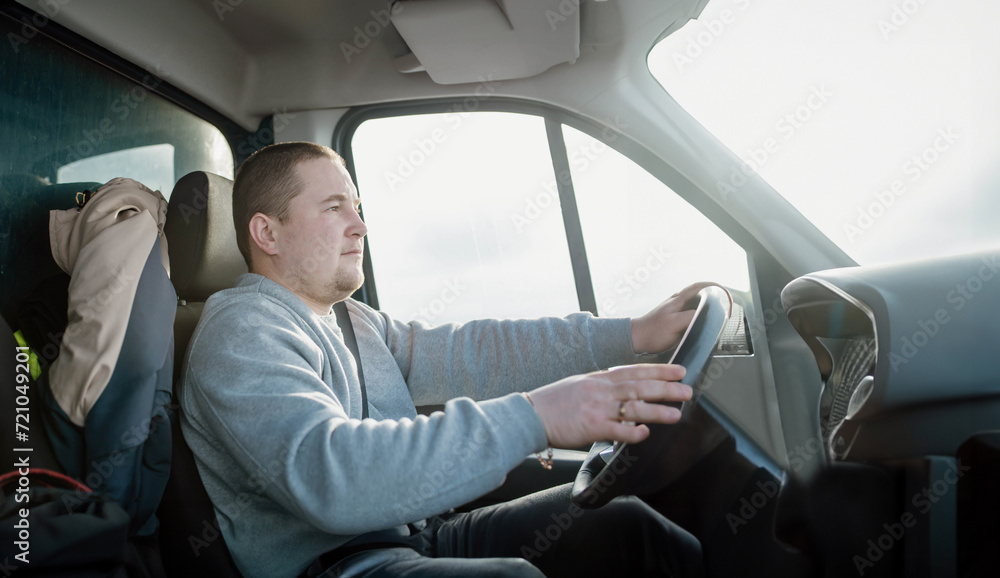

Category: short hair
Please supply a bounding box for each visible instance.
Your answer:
[232,142,346,268]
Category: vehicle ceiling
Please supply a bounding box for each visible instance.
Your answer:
[26,0,708,130]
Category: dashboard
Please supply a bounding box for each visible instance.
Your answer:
[780,249,1000,462]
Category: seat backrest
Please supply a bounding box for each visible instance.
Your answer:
[158,171,247,577]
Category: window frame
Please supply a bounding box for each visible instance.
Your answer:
[334,98,767,313]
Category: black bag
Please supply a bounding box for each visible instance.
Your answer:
[0,468,130,577]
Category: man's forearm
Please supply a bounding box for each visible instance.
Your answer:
[371,307,641,405]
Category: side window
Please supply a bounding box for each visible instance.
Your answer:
[563,125,750,318]
[348,109,749,323]
[0,13,234,198]
[351,112,579,323]
[56,144,176,195]
[0,12,234,317]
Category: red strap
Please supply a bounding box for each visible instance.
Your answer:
[0,467,91,492]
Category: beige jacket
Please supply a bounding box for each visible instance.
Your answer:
[48,178,169,426]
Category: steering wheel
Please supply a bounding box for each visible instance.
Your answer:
[571,285,732,509]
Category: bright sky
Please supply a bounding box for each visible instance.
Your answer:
[648,0,1000,265]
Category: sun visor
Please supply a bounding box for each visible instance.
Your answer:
[390,0,580,85]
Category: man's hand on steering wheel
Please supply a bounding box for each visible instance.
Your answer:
[568,284,733,508]
[630,281,723,354]
[526,364,693,448]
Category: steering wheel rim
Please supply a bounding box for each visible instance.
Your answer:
[571,285,732,509]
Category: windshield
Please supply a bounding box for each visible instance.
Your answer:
[648,0,1000,266]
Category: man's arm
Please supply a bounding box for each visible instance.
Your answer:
[182,297,548,535]
[355,303,644,407]
[353,281,717,406]
[352,281,717,448]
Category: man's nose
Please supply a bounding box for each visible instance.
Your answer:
[349,209,368,237]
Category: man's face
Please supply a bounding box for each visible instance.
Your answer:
[273,157,367,311]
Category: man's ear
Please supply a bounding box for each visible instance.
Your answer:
[249,213,280,256]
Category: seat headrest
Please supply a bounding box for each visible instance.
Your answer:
[165,172,247,302]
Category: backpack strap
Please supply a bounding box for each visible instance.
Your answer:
[333,301,368,419]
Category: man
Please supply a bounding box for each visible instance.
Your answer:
[180,142,708,577]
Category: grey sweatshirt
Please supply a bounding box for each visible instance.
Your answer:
[179,273,641,578]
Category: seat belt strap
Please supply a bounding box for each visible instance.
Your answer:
[333,301,368,419]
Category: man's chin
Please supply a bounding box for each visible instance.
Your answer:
[332,273,365,302]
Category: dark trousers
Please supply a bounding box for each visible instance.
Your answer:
[315,483,704,577]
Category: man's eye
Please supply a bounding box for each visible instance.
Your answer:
[327,206,339,212]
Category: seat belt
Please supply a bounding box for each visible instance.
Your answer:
[333,301,368,419]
